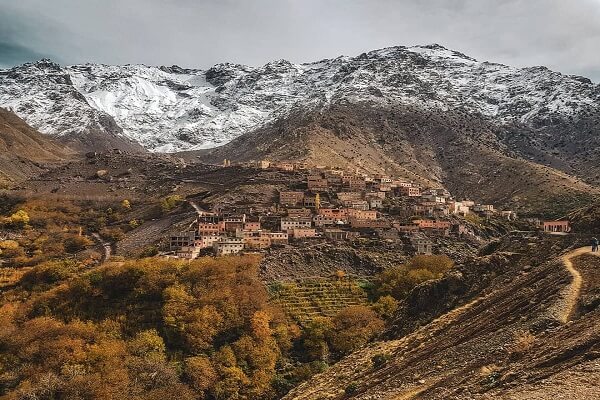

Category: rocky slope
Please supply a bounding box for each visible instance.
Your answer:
[284,234,600,399]
[0,108,74,185]
[1,45,598,156]
[203,104,600,215]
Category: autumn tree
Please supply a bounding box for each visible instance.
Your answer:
[329,306,384,355]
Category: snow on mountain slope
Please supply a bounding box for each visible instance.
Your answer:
[0,44,598,152]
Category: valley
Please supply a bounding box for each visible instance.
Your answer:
[1,41,600,399]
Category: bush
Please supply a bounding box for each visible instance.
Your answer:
[160,195,183,213]
[371,353,390,368]
[100,227,125,242]
[371,295,399,320]
[64,235,93,253]
[345,382,358,395]
[374,255,454,300]
[406,255,453,275]
[509,331,535,357]
[139,246,159,258]
[9,209,30,228]
[21,259,81,288]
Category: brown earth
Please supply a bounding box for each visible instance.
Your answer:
[200,104,600,216]
[284,235,600,399]
[0,108,74,185]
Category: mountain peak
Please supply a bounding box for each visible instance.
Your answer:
[0,45,597,153]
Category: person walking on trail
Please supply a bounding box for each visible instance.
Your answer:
[592,237,599,252]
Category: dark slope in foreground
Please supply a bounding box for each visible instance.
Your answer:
[285,234,600,399]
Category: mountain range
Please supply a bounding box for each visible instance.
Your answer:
[1,44,599,213]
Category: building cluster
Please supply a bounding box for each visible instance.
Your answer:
[169,163,540,259]
[168,161,575,259]
[169,211,292,259]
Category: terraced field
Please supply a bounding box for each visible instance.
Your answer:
[269,278,371,322]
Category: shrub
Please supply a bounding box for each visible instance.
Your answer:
[374,255,454,300]
[139,246,159,258]
[100,227,125,242]
[64,235,93,253]
[406,255,453,275]
[345,382,358,395]
[371,295,399,320]
[509,331,535,357]
[371,353,390,368]
[160,195,183,213]
[300,316,334,361]
[9,209,30,228]
[21,259,81,288]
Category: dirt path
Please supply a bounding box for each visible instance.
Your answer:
[559,246,599,323]
[187,199,208,216]
[92,233,112,263]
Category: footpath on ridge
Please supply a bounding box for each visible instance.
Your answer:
[559,246,599,323]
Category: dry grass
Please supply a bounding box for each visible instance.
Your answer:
[510,331,536,357]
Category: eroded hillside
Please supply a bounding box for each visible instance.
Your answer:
[285,234,600,399]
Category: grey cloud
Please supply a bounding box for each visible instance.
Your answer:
[1,0,599,81]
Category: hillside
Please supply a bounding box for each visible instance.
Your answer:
[202,104,599,215]
[1,45,598,157]
[0,108,74,185]
[285,234,600,399]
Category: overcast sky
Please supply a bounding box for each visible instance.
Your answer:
[1,0,599,81]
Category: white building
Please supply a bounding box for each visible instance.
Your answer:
[281,218,312,231]
[213,238,244,256]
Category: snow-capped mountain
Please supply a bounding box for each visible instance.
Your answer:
[1,44,598,152]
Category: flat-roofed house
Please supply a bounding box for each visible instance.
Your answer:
[410,235,433,255]
[348,218,390,229]
[213,238,244,256]
[307,176,329,192]
[318,208,348,221]
[313,215,337,227]
[347,209,378,220]
[268,232,289,244]
[399,186,421,197]
[287,208,312,218]
[291,228,317,238]
[281,217,312,231]
[543,220,571,233]
[198,223,222,236]
[170,231,198,251]
[242,231,271,249]
[280,191,305,206]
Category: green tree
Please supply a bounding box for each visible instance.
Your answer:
[300,316,334,361]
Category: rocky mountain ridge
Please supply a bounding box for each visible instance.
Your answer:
[1,44,598,153]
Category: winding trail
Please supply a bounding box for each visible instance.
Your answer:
[92,233,112,264]
[559,246,599,323]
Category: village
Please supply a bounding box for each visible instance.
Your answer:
[168,160,572,259]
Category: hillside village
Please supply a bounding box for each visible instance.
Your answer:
[168,160,571,260]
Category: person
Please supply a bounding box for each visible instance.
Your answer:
[592,237,599,252]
